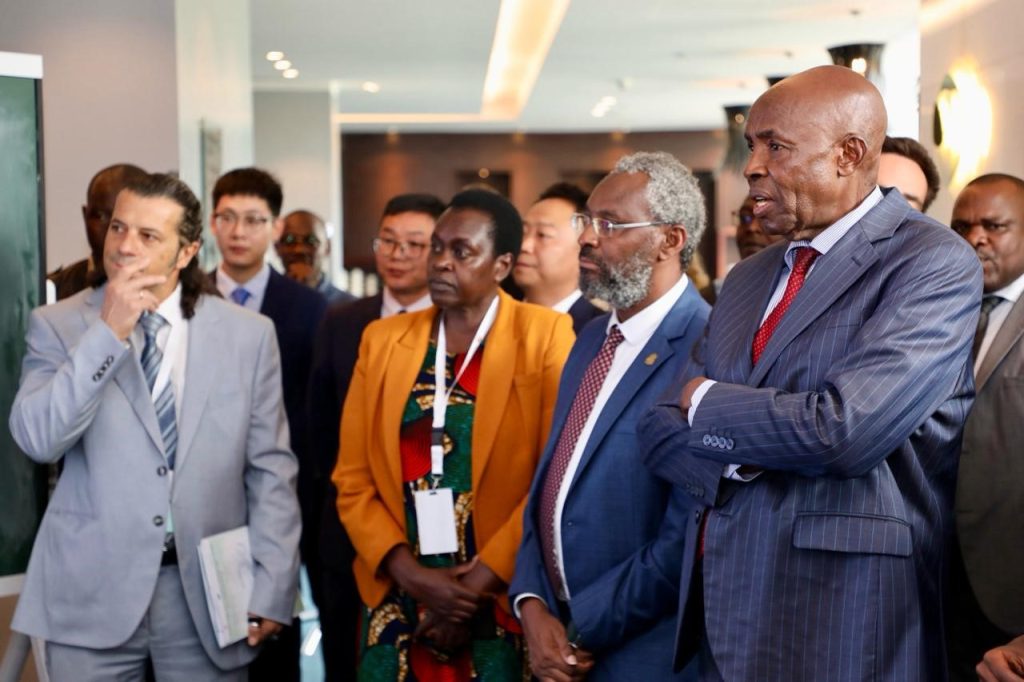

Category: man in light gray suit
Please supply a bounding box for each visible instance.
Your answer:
[641,66,981,681]
[9,173,301,681]
[947,174,1024,680]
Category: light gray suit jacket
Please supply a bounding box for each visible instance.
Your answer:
[956,292,1024,634]
[8,286,301,671]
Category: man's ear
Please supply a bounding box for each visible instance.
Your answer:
[660,224,688,262]
[837,134,868,178]
[176,240,201,270]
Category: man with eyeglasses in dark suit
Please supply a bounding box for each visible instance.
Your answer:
[209,167,328,682]
[307,192,445,680]
[276,209,355,304]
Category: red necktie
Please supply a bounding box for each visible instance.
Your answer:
[751,247,820,364]
[538,326,625,595]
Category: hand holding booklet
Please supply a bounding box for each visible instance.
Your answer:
[197,526,254,648]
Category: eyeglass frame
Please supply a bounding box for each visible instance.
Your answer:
[279,233,321,248]
[571,212,670,238]
[213,211,273,233]
[372,236,430,258]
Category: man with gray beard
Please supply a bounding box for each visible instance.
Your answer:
[511,151,709,681]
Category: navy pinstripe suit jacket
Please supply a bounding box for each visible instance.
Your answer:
[641,189,982,681]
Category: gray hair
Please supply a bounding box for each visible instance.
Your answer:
[612,151,707,268]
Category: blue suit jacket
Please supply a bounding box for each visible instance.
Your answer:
[641,189,982,681]
[511,282,709,681]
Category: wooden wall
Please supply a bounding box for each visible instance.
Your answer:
[340,130,731,272]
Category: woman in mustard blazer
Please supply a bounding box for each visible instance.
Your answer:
[335,189,574,680]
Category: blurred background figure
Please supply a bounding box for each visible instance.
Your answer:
[515,182,603,333]
[276,209,354,304]
[48,163,147,300]
[734,196,784,261]
[334,189,573,681]
[878,136,941,213]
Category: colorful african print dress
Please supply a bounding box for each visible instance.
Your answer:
[357,341,526,682]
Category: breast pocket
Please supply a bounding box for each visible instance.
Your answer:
[792,512,912,556]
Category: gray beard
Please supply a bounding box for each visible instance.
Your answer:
[579,245,654,312]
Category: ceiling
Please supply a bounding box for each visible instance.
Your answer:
[250,0,919,133]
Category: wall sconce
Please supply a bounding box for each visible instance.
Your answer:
[827,43,885,84]
[721,104,752,174]
[933,68,992,193]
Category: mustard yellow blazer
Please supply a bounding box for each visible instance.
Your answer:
[334,289,575,609]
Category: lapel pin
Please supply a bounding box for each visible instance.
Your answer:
[644,353,658,366]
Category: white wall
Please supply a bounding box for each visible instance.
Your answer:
[175,0,254,201]
[254,90,339,274]
[0,0,179,271]
[921,0,1024,221]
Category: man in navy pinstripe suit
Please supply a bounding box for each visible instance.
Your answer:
[641,65,982,681]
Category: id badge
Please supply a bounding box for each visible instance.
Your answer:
[413,487,459,555]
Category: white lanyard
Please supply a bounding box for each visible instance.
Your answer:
[430,295,499,482]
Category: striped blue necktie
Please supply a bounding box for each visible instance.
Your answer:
[140,312,178,470]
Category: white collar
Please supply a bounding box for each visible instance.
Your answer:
[608,274,689,345]
[382,287,432,318]
[551,289,583,314]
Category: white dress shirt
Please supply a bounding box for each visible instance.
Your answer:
[216,263,271,312]
[551,289,584,314]
[381,287,432,318]
[975,271,1024,374]
[689,187,884,480]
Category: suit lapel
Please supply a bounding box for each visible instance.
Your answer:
[472,291,517,489]
[85,286,166,455]
[977,295,1024,390]
[175,296,224,475]
[381,312,433,490]
[568,286,701,485]
[749,214,881,387]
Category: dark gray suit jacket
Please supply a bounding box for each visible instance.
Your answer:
[956,292,1024,633]
[641,190,982,681]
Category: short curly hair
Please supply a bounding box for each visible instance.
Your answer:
[612,151,706,268]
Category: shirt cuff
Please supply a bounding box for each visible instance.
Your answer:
[512,593,547,620]
[723,464,762,481]
[687,379,716,425]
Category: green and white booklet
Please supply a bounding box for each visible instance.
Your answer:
[197,526,254,648]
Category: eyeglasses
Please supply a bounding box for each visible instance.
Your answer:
[373,236,429,258]
[733,211,755,226]
[279,233,321,247]
[571,212,668,238]
[213,211,271,232]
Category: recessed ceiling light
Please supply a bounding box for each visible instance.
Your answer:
[283,69,299,79]
[274,60,292,71]
[266,51,284,61]
[362,81,381,93]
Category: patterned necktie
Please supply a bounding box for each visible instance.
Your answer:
[752,247,820,364]
[230,287,251,306]
[538,325,625,596]
[140,313,178,469]
[972,294,1003,363]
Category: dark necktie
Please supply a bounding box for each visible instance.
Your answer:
[140,313,178,469]
[752,247,820,364]
[230,287,251,306]
[972,294,1004,362]
[538,325,625,596]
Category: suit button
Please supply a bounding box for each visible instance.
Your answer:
[711,436,721,448]
[92,372,101,382]
[726,438,735,450]
[153,515,164,527]
[106,355,114,364]
[157,466,168,477]
[702,435,711,446]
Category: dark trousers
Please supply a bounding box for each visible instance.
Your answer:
[946,539,1013,681]
[319,562,361,680]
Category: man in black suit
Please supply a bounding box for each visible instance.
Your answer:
[308,192,444,680]
[514,182,604,332]
[210,167,328,681]
[48,163,147,300]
